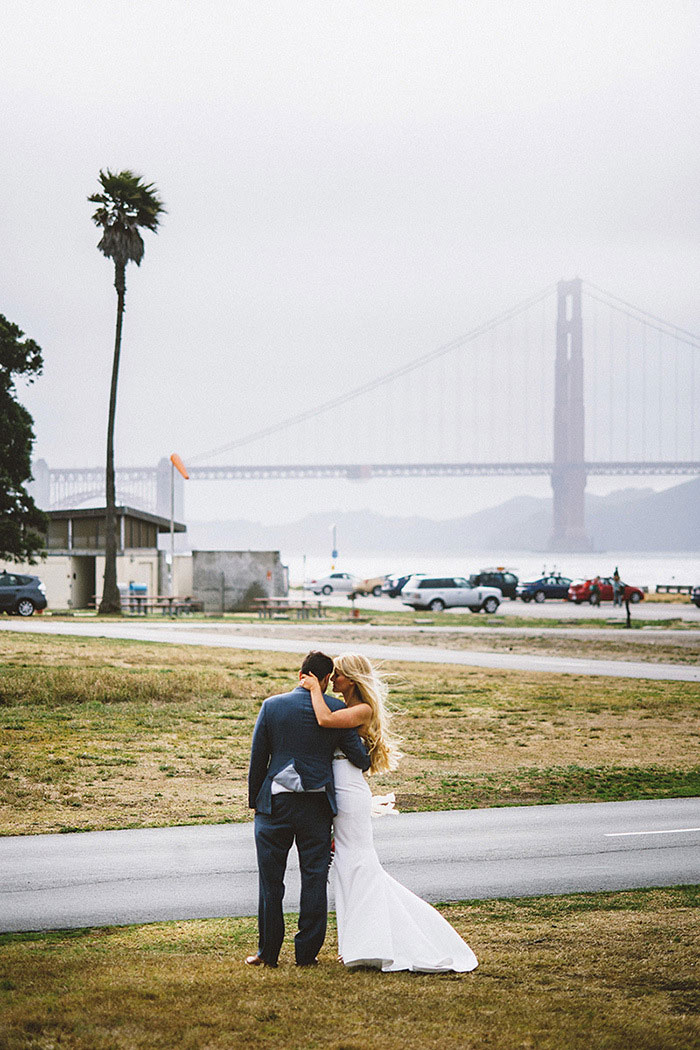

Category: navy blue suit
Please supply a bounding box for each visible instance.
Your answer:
[248,684,370,965]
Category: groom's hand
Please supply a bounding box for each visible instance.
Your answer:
[300,672,319,691]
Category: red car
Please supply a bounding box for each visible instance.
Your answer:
[568,577,644,605]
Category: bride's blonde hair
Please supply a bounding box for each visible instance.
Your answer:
[333,652,402,775]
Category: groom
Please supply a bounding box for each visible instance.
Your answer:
[246,650,370,967]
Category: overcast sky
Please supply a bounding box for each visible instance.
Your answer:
[3,0,698,524]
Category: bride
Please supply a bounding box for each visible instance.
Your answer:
[301,653,478,973]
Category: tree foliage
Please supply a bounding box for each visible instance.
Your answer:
[89,169,165,287]
[0,314,47,563]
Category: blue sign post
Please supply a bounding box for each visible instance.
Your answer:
[331,524,338,569]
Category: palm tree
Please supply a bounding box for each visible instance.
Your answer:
[89,170,165,614]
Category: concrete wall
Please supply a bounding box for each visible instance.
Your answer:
[192,550,287,612]
[0,557,72,609]
[115,552,160,597]
[174,554,193,596]
[1,551,161,609]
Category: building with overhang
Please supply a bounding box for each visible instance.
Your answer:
[1,506,188,610]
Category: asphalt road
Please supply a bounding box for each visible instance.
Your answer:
[1,619,697,681]
[1,798,698,933]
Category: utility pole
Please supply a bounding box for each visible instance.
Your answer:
[169,453,189,600]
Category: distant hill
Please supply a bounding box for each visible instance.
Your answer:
[185,478,699,553]
[586,479,699,551]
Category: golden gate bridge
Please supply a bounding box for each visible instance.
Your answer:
[33,278,700,550]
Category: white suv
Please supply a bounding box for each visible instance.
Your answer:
[401,575,502,613]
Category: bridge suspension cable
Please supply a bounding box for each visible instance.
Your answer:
[186,282,556,463]
[583,281,700,349]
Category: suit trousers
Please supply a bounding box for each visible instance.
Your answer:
[254,792,333,965]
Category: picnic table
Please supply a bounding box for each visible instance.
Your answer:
[254,596,326,620]
[121,595,204,616]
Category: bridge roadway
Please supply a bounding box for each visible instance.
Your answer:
[1,798,698,933]
[44,460,700,512]
[1,617,698,682]
[188,461,700,480]
[49,460,700,484]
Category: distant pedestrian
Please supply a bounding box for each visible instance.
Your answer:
[590,576,601,605]
[612,568,622,607]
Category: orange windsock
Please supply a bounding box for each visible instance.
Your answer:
[170,453,189,479]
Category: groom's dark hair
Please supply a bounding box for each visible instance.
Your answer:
[300,650,334,681]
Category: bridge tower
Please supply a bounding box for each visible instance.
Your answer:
[549,278,592,550]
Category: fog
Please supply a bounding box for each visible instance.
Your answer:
[3,0,698,523]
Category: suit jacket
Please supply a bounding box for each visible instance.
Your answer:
[248,685,370,815]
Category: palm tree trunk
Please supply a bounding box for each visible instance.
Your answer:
[98,261,126,615]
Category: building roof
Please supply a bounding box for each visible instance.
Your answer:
[45,506,186,534]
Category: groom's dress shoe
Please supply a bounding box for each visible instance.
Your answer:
[245,954,275,968]
[296,958,319,967]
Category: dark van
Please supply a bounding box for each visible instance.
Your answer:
[467,569,518,600]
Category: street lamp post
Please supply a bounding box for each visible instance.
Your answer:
[331,523,338,571]
[169,453,189,599]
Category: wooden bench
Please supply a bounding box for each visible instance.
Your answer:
[124,596,204,616]
[90,595,204,616]
[254,597,325,620]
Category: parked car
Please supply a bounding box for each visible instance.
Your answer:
[517,575,572,603]
[0,571,47,616]
[304,572,362,596]
[568,577,644,605]
[691,585,700,609]
[468,569,519,600]
[381,573,417,598]
[401,575,501,613]
[348,576,387,599]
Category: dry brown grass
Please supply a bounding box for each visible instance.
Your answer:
[1,633,698,834]
[165,619,699,664]
[646,591,693,604]
[0,887,697,1049]
[382,626,699,663]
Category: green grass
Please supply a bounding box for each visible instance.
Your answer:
[0,887,697,1049]
[433,763,700,809]
[47,599,696,629]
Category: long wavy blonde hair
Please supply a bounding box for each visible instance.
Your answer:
[333,652,402,774]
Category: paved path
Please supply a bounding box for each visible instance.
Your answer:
[1,619,698,682]
[1,798,698,932]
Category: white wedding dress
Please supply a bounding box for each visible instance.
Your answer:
[332,756,478,972]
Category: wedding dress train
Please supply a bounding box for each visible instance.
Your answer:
[332,756,478,972]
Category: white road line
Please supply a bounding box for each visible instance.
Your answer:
[604,827,700,837]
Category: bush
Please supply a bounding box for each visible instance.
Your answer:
[229,581,268,612]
